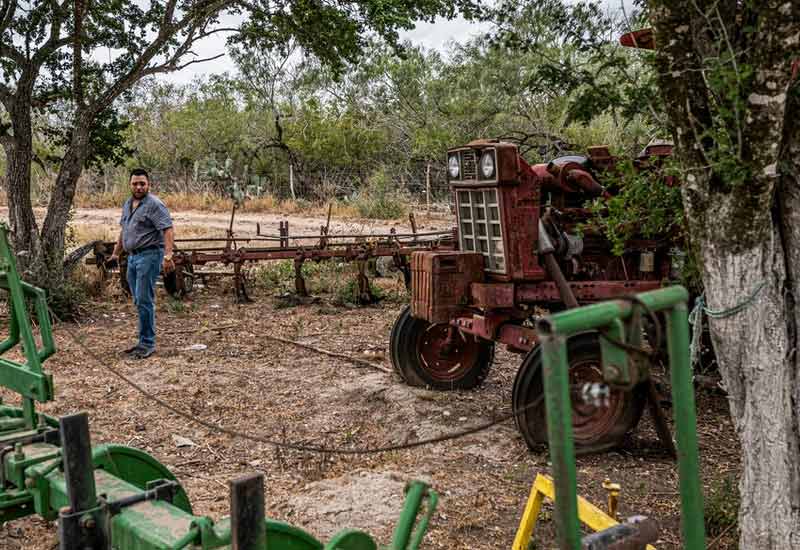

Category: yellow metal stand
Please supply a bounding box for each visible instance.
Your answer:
[512,474,655,550]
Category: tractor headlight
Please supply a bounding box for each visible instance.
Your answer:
[448,155,460,178]
[480,150,496,179]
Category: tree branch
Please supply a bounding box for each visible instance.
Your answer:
[0,0,16,34]
[73,0,86,108]
[31,0,72,68]
[141,52,227,76]
[0,82,14,110]
[88,0,234,116]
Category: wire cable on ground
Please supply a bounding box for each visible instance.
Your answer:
[50,308,540,456]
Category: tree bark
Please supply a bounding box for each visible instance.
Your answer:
[39,122,93,287]
[3,77,41,278]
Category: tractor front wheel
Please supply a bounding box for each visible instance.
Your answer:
[511,332,647,454]
[390,305,494,390]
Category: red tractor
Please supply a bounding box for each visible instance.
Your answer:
[389,139,675,453]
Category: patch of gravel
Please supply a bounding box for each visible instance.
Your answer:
[281,469,433,541]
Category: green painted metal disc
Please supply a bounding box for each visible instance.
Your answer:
[91,444,193,514]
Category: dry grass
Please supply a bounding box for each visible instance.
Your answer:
[70,191,370,219]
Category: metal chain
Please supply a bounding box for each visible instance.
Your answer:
[48,307,543,456]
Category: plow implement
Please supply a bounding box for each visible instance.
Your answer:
[87,207,454,302]
[1,222,439,549]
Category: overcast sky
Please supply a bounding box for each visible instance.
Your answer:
[163,15,492,85]
[162,0,634,85]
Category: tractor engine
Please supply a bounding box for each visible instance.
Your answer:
[411,140,672,325]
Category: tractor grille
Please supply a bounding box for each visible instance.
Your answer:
[456,188,505,273]
[461,150,477,180]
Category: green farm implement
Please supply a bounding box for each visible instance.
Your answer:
[0,221,438,549]
[530,287,706,549]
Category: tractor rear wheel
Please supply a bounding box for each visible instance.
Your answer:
[390,305,494,390]
[512,332,647,454]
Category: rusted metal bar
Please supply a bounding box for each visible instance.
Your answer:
[543,253,579,309]
[294,258,308,296]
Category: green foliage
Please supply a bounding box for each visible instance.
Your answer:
[253,260,296,292]
[333,278,384,306]
[695,42,756,188]
[352,169,408,219]
[165,297,187,316]
[704,474,739,537]
[488,0,663,129]
[588,159,684,256]
[45,280,89,321]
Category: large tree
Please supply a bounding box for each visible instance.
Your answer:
[0,0,477,297]
[650,1,800,547]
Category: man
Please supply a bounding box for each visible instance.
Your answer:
[109,169,175,359]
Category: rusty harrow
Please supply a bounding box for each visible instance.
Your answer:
[87,208,454,303]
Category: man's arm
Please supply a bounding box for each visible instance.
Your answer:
[162,227,175,273]
[110,230,123,262]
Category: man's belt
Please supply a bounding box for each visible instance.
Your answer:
[129,245,162,255]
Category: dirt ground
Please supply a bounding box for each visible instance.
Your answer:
[0,211,740,549]
[0,206,452,239]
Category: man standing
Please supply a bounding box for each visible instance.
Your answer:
[109,169,175,359]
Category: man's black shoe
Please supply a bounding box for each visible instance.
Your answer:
[132,347,156,359]
[123,344,142,355]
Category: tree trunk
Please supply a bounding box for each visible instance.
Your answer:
[38,123,92,288]
[289,162,296,200]
[4,98,41,278]
[697,226,800,548]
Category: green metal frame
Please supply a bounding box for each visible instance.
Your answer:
[0,222,439,549]
[537,286,705,550]
[0,223,55,435]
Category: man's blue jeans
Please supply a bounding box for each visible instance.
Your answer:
[126,248,163,350]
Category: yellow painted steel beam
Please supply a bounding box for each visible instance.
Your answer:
[512,474,656,550]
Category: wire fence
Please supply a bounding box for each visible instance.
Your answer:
[74,161,452,204]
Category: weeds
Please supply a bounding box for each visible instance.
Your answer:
[704,474,739,537]
[165,297,187,315]
[69,190,365,218]
[351,170,408,220]
[332,278,384,306]
[252,258,404,306]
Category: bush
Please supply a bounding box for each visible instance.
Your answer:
[333,278,384,306]
[352,170,408,220]
[47,278,90,321]
[704,474,739,537]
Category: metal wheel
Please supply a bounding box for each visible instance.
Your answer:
[390,305,494,390]
[511,332,647,454]
[164,263,194,298]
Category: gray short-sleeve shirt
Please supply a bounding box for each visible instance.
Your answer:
[120,194,173,252]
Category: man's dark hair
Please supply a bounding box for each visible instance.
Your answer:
[129,168,150,181]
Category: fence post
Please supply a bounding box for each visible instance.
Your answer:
[426,163,431,216]
[289,163,296,200]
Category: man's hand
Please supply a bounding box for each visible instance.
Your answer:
[106,253,120,268]
[163,255,176,273]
